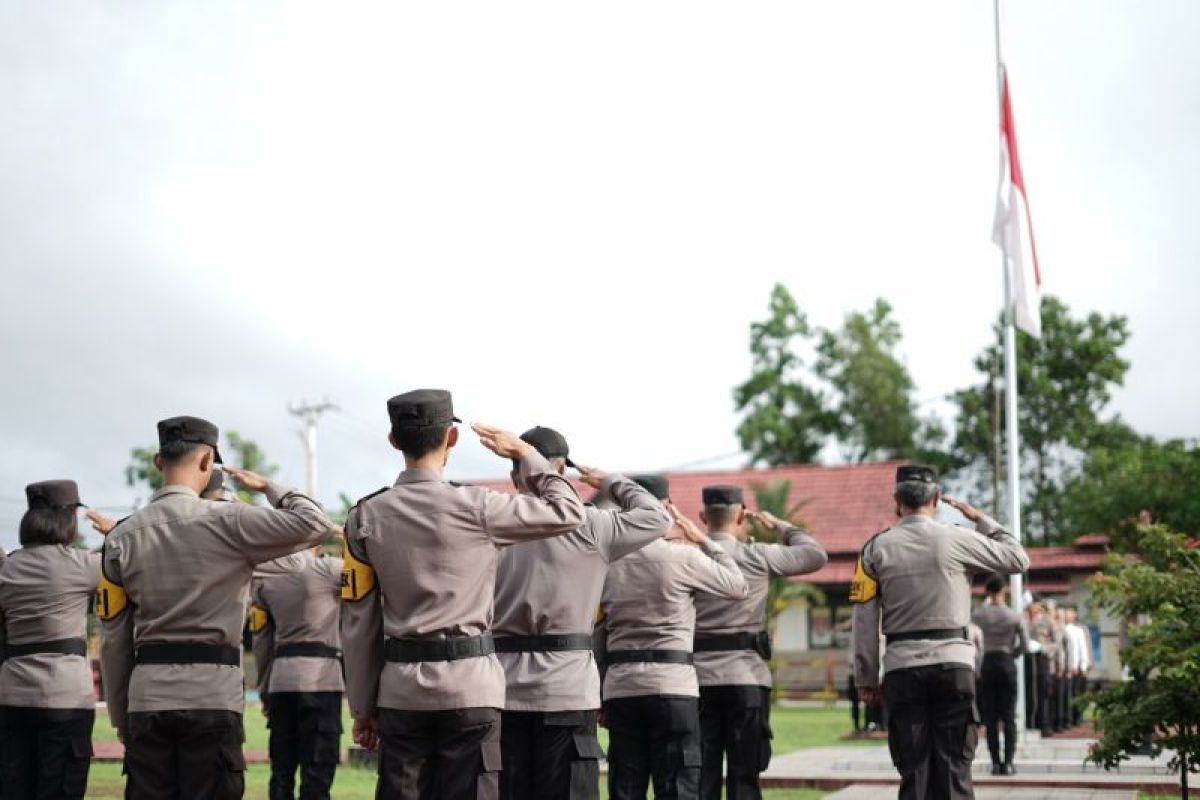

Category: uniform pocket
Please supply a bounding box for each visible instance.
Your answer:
[571,732,605,761]
[312,716,343,765]
[217,742,247,799]
[480,740,503,773]
[62,737,93,797]
[570,734,604,800]
[680,746,702,768]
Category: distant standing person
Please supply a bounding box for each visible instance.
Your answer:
[972,575,1027,776]
[691,486,827,800]
[851,465,1029,800]
[339,390,586,800]
[99,416,337,800]
[0,481,97,800]
[251,544,345,800]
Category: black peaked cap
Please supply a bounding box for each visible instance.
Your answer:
[157,416,223,464]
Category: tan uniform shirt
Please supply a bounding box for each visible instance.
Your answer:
[599,538,748,701]
[693,524,827,688]
[0,545,99,709]
[973,600,1027,657]
[494,475,670,712]
[99,482,334,733]
[851,513,1029,688]
[251,550,344,695]
[340,452,585,718]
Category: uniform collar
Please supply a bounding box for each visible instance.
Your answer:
[396,468,444,486]
[150,484,200,502]
[709,531,738,543]
[898,513,933,526]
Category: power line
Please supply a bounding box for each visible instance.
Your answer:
[288,398,337,498]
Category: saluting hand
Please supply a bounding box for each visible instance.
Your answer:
[471,423,535,460]
[225,467,270,493]
[941,495,983,523]
[85,509,117,536]
[574,464,609,489]
[746,509,784,529]
[353,717,380,752]
[666,500,707,546]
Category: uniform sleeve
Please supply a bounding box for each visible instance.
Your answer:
[98,547,134,737]
[231,482,337,566]
[852,597,882,689]
[949,513,1030,575]
[481,452,586,545]
[851,542,882,688]
[1014,616,1029,658]
[250,579,275,698]
[683,539,749,599]
[325,557,345,594]
[747,524,828,578]
[592,476,671,563]
[340,513,383,721]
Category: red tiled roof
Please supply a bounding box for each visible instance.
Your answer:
[1073,534,1109,547]
[1026,547,1106,570]
[470,461,902,556]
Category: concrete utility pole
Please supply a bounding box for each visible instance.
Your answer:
[288,398,337,498]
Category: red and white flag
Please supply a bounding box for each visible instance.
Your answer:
[993,66,1042,338]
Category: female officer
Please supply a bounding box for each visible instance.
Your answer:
[0,480,100,799]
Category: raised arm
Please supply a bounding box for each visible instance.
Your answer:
[224,469,337,564]
[579,469,670,562]
[942,496,1029,575]
[745,510,828,577]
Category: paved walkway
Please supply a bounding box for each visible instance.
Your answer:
[826,786,1135,800]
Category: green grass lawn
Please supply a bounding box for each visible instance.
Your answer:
[91,704,852,798]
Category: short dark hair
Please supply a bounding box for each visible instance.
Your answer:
[703,504,741,530]
[19,507,78,546]
[393,424,450,459]
[159,440,208,466]
[985,574,1007,595]
[895,480,938,510]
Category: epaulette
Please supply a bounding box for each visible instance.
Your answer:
[353,486,390,510]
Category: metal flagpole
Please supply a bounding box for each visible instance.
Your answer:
[993,0,1029,735]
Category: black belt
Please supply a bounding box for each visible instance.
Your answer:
[134,643,240,666]
[276,642,343,660]
[3,637,87,661]
[494,634,594,653]
[886,627,969,644]
[384,634,495,663]
[694,632,760,652]
[605,649,693,665]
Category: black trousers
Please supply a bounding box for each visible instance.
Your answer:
[1022,654,1037,730]
[883,665,978,800]
[604,695,700,800]
[125,710,246,800]
[377,707,502,800]
[0,706,94,800]
[977,654,1018,766]
[698,686,771,800]
[499,710,603,800]
[1033,654,1054,734]
[1070,674,1087,726]
[848,674,861,732]
[1054,675,1069,731]
[265,692,342,800]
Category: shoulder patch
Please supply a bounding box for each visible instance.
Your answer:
[849,555,878,604]
[248,605,270,634]
[354,486,390,510]
[95,573,128,621]
[340,539,376,602]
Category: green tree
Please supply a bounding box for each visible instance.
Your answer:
[948,295,1130,543]
[815,299,919,462]
[734,284,832,466]
[1086,521,1200,798]
[125,446,163,498]
[747,479,825,690]
[1061,433,1200,538]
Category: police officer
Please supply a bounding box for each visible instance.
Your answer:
[599,475,748,800]
[0,481,98,799]
[972,574,1027,775]
[850,465,1029,800]
[1028,602,1059,735]
[98,415,336,799]
[339,390,586,800]
[251,543,345,800]
[493,427,671,800]
[691,486,827,800]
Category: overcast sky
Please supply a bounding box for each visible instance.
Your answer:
[2,1,1196,547]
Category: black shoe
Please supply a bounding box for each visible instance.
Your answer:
[990,764,1003,776]
[1002,763,1017,776]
